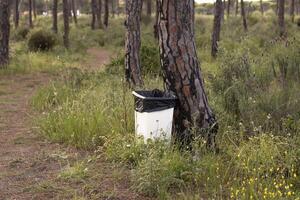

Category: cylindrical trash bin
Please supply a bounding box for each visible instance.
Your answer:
[132,90,177,142]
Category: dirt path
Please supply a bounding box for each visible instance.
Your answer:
[0,49,145,200]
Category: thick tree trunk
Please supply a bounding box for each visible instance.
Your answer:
[153,0,159,39]
[63,0,69,48]
[241,0,248,31]
[212,0,223,58]
[91,0,97,29]
[146,0,152,16]
[33,0,36,19]
[97,0,103,29]
[29,0,33,28]
[104,0,109,27]
[125,0,143,87]
[235,0,239,15]
[227,0,231,17]
[71,0,78,25]
[0,0,10,68]
[278,0,285,36]
[290,0,295,22]
[14,0,19,28]
[52,0,58,33]
[260,0,264,15]
[158,0,217,146]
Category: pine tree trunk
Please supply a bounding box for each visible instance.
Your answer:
[14,0,19,28]
[227,0,231,17]
[235,0,239,15]
[29,0,33,28]
[63,0,69,48]
[71,0,78,25]
[125,0,143,87]
[111,0,115,18]
[278,0,285,36]
[153,0,159,39]
[241,0,248,31]
[158,0,218,146]
[104,0,109,27]
[146,0,152,16]
[290,0,295,22]
[0,0,10,68]
[33,0,36,19]
[260,0,264,15]
[91,0,97,29]
[97,0,103,29]
[52,0,58,33]
[212,0,223,58]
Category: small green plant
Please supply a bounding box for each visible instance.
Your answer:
[13,27,30,41]
[28,30,57,52]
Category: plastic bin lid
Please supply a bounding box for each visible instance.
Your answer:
[132,89,177,113]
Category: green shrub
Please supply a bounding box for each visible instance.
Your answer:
[141,44,161,76]
[28,30,57,52]
[13,27,30,41]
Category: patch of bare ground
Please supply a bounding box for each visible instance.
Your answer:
[0,49,148,199]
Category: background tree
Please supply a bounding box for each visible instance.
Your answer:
[91,0,97,29]
[278,0,285,36]
[14,0,20,28]
[260,0,264,15]
[52,0,58,33]
[33,0,37,19]
[71,0,78,25]
[125,0,143,87]
[63,0,69,48]
[290,0,295,22]
[154,0,159,39]
[212,0,223,58]
[235,0,239,15]
[97,0,103,29]
[146,0,152,16]
[104,0,108,27]
[241,0,248,31]
[29,0,33,28]
[0,0,10,68]
[227,0,231,17]
[158,0,217,146]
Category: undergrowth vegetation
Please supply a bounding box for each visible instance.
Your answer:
[5,12,299,199]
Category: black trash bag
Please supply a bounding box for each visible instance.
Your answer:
[133,89,177,112]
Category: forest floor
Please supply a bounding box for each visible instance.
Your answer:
[0,49,146,200]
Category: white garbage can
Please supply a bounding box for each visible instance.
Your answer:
[132,90,177,143]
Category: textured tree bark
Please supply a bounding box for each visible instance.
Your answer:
[52,0,58,33]
[63,0,69,48]
[33,0,36,19]
[290,0,295,22]
[241,0,248,31]
[278,0,285,36]
[91,0,97,29]
[125,0,143,87]
[29,0,33,28]
[153,0,160,39]
[146,0,152,16]
[158,0,218,146]
[0,0,10,68]
[14,0,19,28]
[104,0,109,27]
[260,0,264,15]
[97,0,103,29]
[212,0,223,58]
[71,0,78,25]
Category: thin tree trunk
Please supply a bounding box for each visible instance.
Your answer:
[0,0,10,68]
[241,0,248,31]
[63,0,70,48]
[227,0,231,17]
[290,0,295,22]
[14,0,19,28]
[125,0,143,87]
[71,0,78,25]
[91,0,97,29]
[235,0,239,15]
[97,0,103,29]
[278,0,285,36]
[153,0,159,39]
[111,0,115,18]
[212,0,223,58]
[33,0,36,19]
[116,0,119,15]
[260,0,264,15]
[104,0,109,27]
[52,0,58,33]
[158,0,218,146]
[146,0,152,16]
[29,0,33,28]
